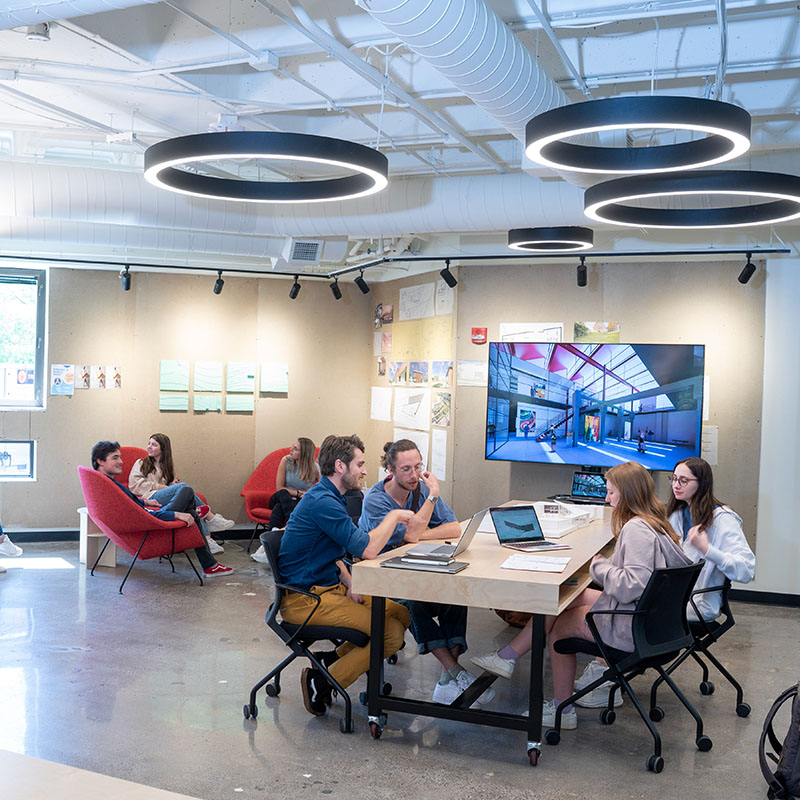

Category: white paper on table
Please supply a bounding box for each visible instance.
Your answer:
[399,282,435,320]
[456,359,488,387]
[393,387,430,431]
[500,554,571,573]
[499,323,563,343]
[430,428,447,480]
[373,332,382,356]
[435,278,455,316]
[701,425,719,466]
[370,386,392,421]
[394,427,429,468]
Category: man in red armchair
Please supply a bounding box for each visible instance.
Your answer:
[91,440,233,577]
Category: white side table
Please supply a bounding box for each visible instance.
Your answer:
[77,506,117,569]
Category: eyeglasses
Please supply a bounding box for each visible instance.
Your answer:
[669,475,698,487]
[397,464,423,476]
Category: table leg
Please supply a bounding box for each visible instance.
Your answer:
[526,614,545,764]
[367,596,387,738]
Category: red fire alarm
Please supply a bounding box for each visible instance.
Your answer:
[471,327,487,345]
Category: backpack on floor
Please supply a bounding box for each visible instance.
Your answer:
[760,682,800,799]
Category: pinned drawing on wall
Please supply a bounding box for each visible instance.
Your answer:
[435,278,455,316]
[50,364,75,395]
[159,360,189,391]
[456,360,488,387]
[409,361,429,384]
[370,386,392,421]
[431,391,451,427]
[389,361,408,384]
[91,365,107,390]
[260,362,289,393]
[393,427,429,469]
[431,361,453,387]
[194,361,223,392]
[226,394,255,413]
[393,387,431,431]
[377,356,386,376]
[109,365,122,389]
[399,283,435,320]
[227,362,256,393]
[374,303,394,328]
[194,395,222,413]
[573,321,621,343]
[76,365,91,389]
[430,428,447,480]
[499,322,563,342]
[373,332,382,357]
[381,331,392,353]
[159,394,189,412]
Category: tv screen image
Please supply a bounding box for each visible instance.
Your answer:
[485,341,705,471]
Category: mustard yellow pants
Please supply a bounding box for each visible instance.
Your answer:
[281,583,410,688]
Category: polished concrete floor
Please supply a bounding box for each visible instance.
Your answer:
[1,541,797,800]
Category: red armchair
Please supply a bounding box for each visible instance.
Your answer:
[77,465,207,594]
[240,447,290,552]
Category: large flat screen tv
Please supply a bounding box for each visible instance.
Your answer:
[485,341,705,472]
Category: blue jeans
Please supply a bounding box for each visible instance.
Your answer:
[398,600,468,655]
[151,484,215,570]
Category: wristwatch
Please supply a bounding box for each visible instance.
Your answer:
[427,494,438,505]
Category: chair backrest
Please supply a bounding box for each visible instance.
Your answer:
[343,489,364,523]
[260,528,286,630]
[241,447,291,497]
[631,561,704,660]
[117,446,148,486]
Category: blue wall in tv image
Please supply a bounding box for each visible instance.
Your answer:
[485,342,705,471]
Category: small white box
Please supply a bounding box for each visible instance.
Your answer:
[534,501,594,538]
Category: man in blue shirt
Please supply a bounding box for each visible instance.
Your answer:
[360,439,493,707]
[279,434,413,716]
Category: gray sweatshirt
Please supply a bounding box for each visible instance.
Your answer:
[589,517,692,651]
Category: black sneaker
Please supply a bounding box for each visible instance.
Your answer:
[301,668,333,716]
[313,650,340,670]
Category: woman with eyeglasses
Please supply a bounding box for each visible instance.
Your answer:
[667,457,755,622]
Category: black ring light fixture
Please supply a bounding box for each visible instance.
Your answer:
[584,170,800,229]
[525,97,751,174]
[144,132,389,203]
[508,226,594,252]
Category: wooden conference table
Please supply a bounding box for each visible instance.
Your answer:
[350,503,613,766]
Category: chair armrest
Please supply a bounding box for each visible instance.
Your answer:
[274,583,324,647]
[584,608,642,665]
[688,583,730,637]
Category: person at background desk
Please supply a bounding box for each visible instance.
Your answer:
[278,434,413,717]
[359,439,494,707]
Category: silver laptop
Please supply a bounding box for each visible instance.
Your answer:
[403,507,488,560]
[380,556,469,574]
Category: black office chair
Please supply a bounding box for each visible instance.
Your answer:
[546,561,710,773]
[243,529,377,733]
[649,577,750,719]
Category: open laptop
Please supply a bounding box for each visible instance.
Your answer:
[403,507,488,560]
[550,471,608,505]
[489,505,570,552]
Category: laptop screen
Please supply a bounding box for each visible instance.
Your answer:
[489,505,545,544]
[572,471,607,499]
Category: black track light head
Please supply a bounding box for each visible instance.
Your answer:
[738,253,756,284]
[330,279,342,300]
[439,258,458,288]
[289,275,301,300]
[577,256,588,287]
[121,265,131,291]
[354,270,370,294]
[213,270,224,295]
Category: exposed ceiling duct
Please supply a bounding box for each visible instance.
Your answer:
[0,1,160,29]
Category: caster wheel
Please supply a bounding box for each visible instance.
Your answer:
[649,706,665,722]
[646,755,664,773]
[544,728,560,746]
[359,691,368,706]
[339,718,355,734]
[736,702,751,718]
[243,703,257,720]
[242,704,250,720]
[382,682,392,696]
[387,654,398,665]
[528,748,540,766]
[600,709,616,725]
[369,721,383,739]
[699,680,715,696]
[265,683,279,697]
[696,735,713,752]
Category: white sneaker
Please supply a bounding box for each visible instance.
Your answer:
[574,660,623,708]
[206,537,224,555]
[432,678,461,705]
[251,545,268,564]
[455,669,495,707]
[542,699,578,730]
[206,514,235,534]
[471,650,516,679]
[0,536,23,557]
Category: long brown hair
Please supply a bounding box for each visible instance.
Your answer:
[140,432,175,485]
[290,437,317,484]
[665,457,720,532]
[606,461,679,543]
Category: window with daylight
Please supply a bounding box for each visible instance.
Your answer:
[0,267,47,409]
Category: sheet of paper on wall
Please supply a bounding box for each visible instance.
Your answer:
[457,359,488,387]
[160,360,189,391]
[381,331,392,353]
[226,394,255,412]
[159,393,189,412]
[430,428,447,480]
[373,331,382,357]
[260,362,288,393]
[409,361,429,384]
[194,395,222,412]
[393,387,431,431]
[76,365,91,390]
[499,323,563,343]
[701,425,719,466]
[501,554,571,573]
[194,361,223,392]
[431,360,453,387]
[394,427,429,468]
[399,282,435,320]
[370,386,392,421]
[50,364,74,396]
[573,321,620,343]
[435,278,455,316]
[108,365,121,389]
[431,391,451,427]
[90,365,107,390]
[227,362,256,393]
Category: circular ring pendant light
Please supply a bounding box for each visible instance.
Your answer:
[508,226,594,252]
[584,170,800,229]
[526,96,751,174]
[144,132,389,203]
